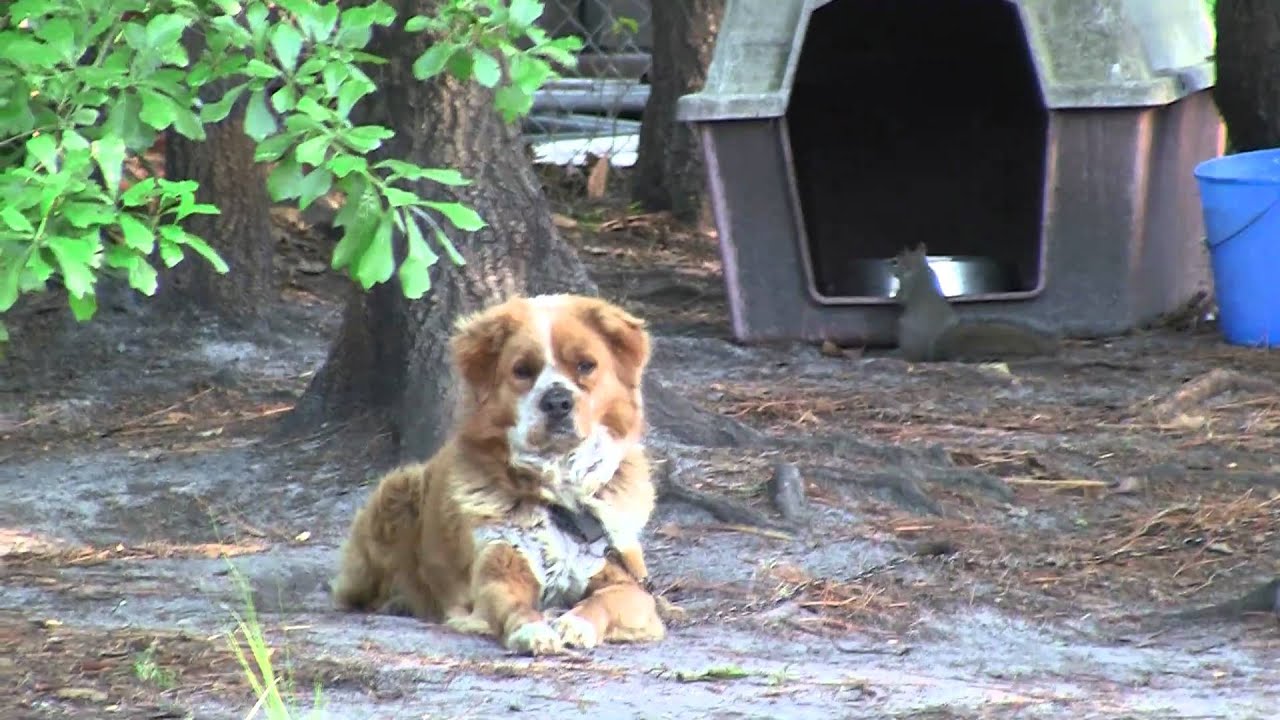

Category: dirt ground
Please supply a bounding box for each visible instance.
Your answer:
[2,167,1279,719]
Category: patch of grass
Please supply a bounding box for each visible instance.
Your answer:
[222,561,326,720]
[656,663,753,683]
[132,641,177,689]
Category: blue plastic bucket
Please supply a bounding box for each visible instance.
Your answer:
[1194,147,1280,347]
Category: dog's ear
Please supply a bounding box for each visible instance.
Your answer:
[450,304,520,395]
[581,299,650,389]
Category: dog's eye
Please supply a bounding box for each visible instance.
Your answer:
[576,359,596,375]
[513,362,535,380]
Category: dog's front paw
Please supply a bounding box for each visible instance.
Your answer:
[445,613,491,636]
[553,612,599,649]
[505,620,565,656]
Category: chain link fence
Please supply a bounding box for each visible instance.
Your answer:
[525,0,653,168]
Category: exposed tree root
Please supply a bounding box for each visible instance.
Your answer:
[1152,368,1276,420]
[653,457,783,530]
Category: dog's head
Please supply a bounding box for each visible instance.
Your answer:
[450,294,650,463]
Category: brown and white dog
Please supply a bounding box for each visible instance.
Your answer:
[331,294,665,655]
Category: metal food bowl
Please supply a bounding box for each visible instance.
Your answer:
[848,255,1013,298]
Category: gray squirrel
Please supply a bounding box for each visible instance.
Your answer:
[890,243,1059,362]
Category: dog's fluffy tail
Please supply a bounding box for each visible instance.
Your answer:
[331,464,426,612]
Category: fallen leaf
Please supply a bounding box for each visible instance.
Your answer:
[586,153,610,199]
[1206,542,1235,555]
[979,362,1012,376]
[294,530,311,543]
[55,688,109,702]
[1109,476,1145,495]
[819,340,844,358]
[551,213,578,229]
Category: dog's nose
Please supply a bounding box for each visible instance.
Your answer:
[538,385,574,420]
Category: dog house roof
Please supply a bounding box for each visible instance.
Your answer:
[676,0,1217,122]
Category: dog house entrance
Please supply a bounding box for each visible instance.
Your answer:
[785,0,1050,302]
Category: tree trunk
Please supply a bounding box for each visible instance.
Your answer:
[161,50,277,325]
[632,0,725,224]
[287,0,594,461]
[285,0,753,462]
[1214,0,1280,151]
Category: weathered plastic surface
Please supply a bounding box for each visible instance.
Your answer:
[699,95,1223,345]
[677,0,1216,122]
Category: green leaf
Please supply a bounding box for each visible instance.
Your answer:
[433,228,466,266]
[270,84,297,113]
[270,23,304,73]
[103,93,153,152]
[63,201,117,229]
[0,36,60,68]
[445,46,474,82]
[118,214,155,253]
[254,132,296,163]
[510,54,553,95]
[412,42,456,81]
[243,90,278,141]
[493,85,533,123]
[26,134,58,170]
[201,85,247,124]
[372,160,467,186]
[508,0,544,32]
[354,215,394,289]
[1,207,34,233]
[171,105,206,141]
[305,2,340,42]
[424,200,486,232]
[342,125,393,154]
[397,253,432,299]
[246,2,271,43]
[34,16,76,62]
[327,154,366,178]
[121,178,158,207]
[0,258,21,312]
[267,157,305,201]
[174,199,220,221]
[47,235,99,298]
[138,88,178,131]
[298,167,333,210]
[336,77,374,117]
[93,136,127,200]
[331,179,378,270]
[177,232,230,274]
[146,13,190,50]
[67,291,97,322]
[158,238,184,267]
[127,257,158,296]
[404,210,438,266]
[404,15,432,33]
[244,58,281,79]
[470,50,501,88]
[380,187,419,208]
[70,107,100,126]
[295,135,329,167]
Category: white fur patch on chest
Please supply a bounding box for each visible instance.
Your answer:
[474,510,609,609]
[512,425,628,506]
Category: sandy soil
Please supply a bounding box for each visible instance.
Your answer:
[1,176,1278,720]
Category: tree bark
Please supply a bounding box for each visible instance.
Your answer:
[1214,0,1280,151]
[284,0,754,463]
[632,0,724,224]
[160,35,277,325]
